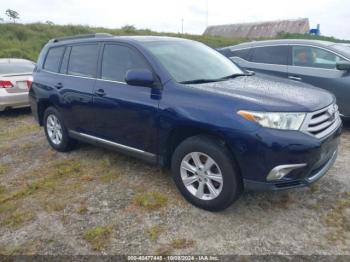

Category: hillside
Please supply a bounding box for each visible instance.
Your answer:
[0,23,348,62]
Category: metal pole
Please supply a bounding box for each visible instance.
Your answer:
[206,0,209,27]
[182,18,184,34]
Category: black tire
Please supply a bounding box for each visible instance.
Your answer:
[171,135,242,211]
[43,107,75,152]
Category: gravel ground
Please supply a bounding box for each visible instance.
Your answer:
[0,108,349,255]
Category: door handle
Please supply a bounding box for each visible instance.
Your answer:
[288,76,302,81]
[94,89,106,97]
[54,82,63,89]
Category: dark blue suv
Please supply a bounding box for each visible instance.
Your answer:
[30,34,342,211]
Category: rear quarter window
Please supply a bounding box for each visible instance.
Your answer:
[44,46,65,72]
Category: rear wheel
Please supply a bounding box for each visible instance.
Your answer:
[43,107,75,152]
[171,136,242,211]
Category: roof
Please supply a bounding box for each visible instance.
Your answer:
[220,39,350,59]
[0,58,34,64]
[226,39,336,50]
[48,34,188,46]
[204,18,310,38]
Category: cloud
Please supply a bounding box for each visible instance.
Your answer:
[1,0,349,39]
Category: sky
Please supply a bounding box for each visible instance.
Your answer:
[0,0,349,39]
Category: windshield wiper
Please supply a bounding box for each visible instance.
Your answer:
[180,72,254,85]
[179,79,222,84]
[219,72,254,80]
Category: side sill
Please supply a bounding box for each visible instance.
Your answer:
[68,130,158,164]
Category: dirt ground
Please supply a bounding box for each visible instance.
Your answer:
[0,108,349,255]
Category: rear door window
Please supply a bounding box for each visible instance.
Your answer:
[68,44,99,77]
[44,46,65,72]
[60,47,71,74]
[251,46,289,65]
[101,44,149,82]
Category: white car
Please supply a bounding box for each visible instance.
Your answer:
[0,58,35,111]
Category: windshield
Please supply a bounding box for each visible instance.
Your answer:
[332,44,350,55]
[0,62,35,75]
[143,40,243,83]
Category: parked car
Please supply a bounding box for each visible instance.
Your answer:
[0,58,35,111]
[30,34,342,211]
[218,40,350,119]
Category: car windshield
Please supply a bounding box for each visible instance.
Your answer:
[0,61,35,75]
[332,44,350,55]
[143,40,243,83]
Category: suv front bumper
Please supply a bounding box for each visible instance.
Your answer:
[244,149,338,191]
[224,121,342,191]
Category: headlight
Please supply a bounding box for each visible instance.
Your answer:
[238,110,306,130]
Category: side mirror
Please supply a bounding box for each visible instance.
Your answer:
[125,69,155,87]
[336,61,350,71]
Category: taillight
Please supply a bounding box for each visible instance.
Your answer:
[26,76,33,89]
[27,80,33,89]
[0,80,14,88]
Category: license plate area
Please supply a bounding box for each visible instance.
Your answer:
[16,81,28,90]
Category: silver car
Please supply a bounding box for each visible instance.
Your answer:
[0,58,35,111]
[218,40,350,118]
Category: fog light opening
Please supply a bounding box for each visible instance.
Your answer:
[266,163,307,181]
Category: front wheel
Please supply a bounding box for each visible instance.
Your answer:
[171,136,242,211]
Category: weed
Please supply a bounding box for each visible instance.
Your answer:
[309,184,320,193]
[51,159,82,176]
[83,225,113,251]
[0,165,9,175]
[155,238,195,256]
[78,205,88,214]
[134,192,168,211]
[171,238,195,249]
[324,192,350,243]
[1,210,34,228]
[148,225,163,241]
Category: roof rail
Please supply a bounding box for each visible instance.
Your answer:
[49,33,113,43]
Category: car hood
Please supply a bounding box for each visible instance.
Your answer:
[188,74,334,112]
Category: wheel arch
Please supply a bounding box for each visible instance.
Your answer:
[160,125,241,174]
[37,99,55,126]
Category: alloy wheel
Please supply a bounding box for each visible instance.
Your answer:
[180,152,223,200]
[46,114,63,145]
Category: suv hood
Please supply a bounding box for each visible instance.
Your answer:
[188,74,334,112]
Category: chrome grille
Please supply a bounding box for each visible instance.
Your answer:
[301,104,341,139]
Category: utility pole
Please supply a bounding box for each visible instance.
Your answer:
[181,18,184,34]
[206,0,209,28]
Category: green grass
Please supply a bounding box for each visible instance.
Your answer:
[0,158,82,204]
[1,210,34,228]
[1,23,348,62]
[134,191,168,211]
[0,166,9,175]
[324,192,350,244]
[147,225,163,241]
[83,225,113,251]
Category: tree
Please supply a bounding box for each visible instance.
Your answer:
[121,25,136,33]
[46,20,54,25]
[5,9,20,23]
